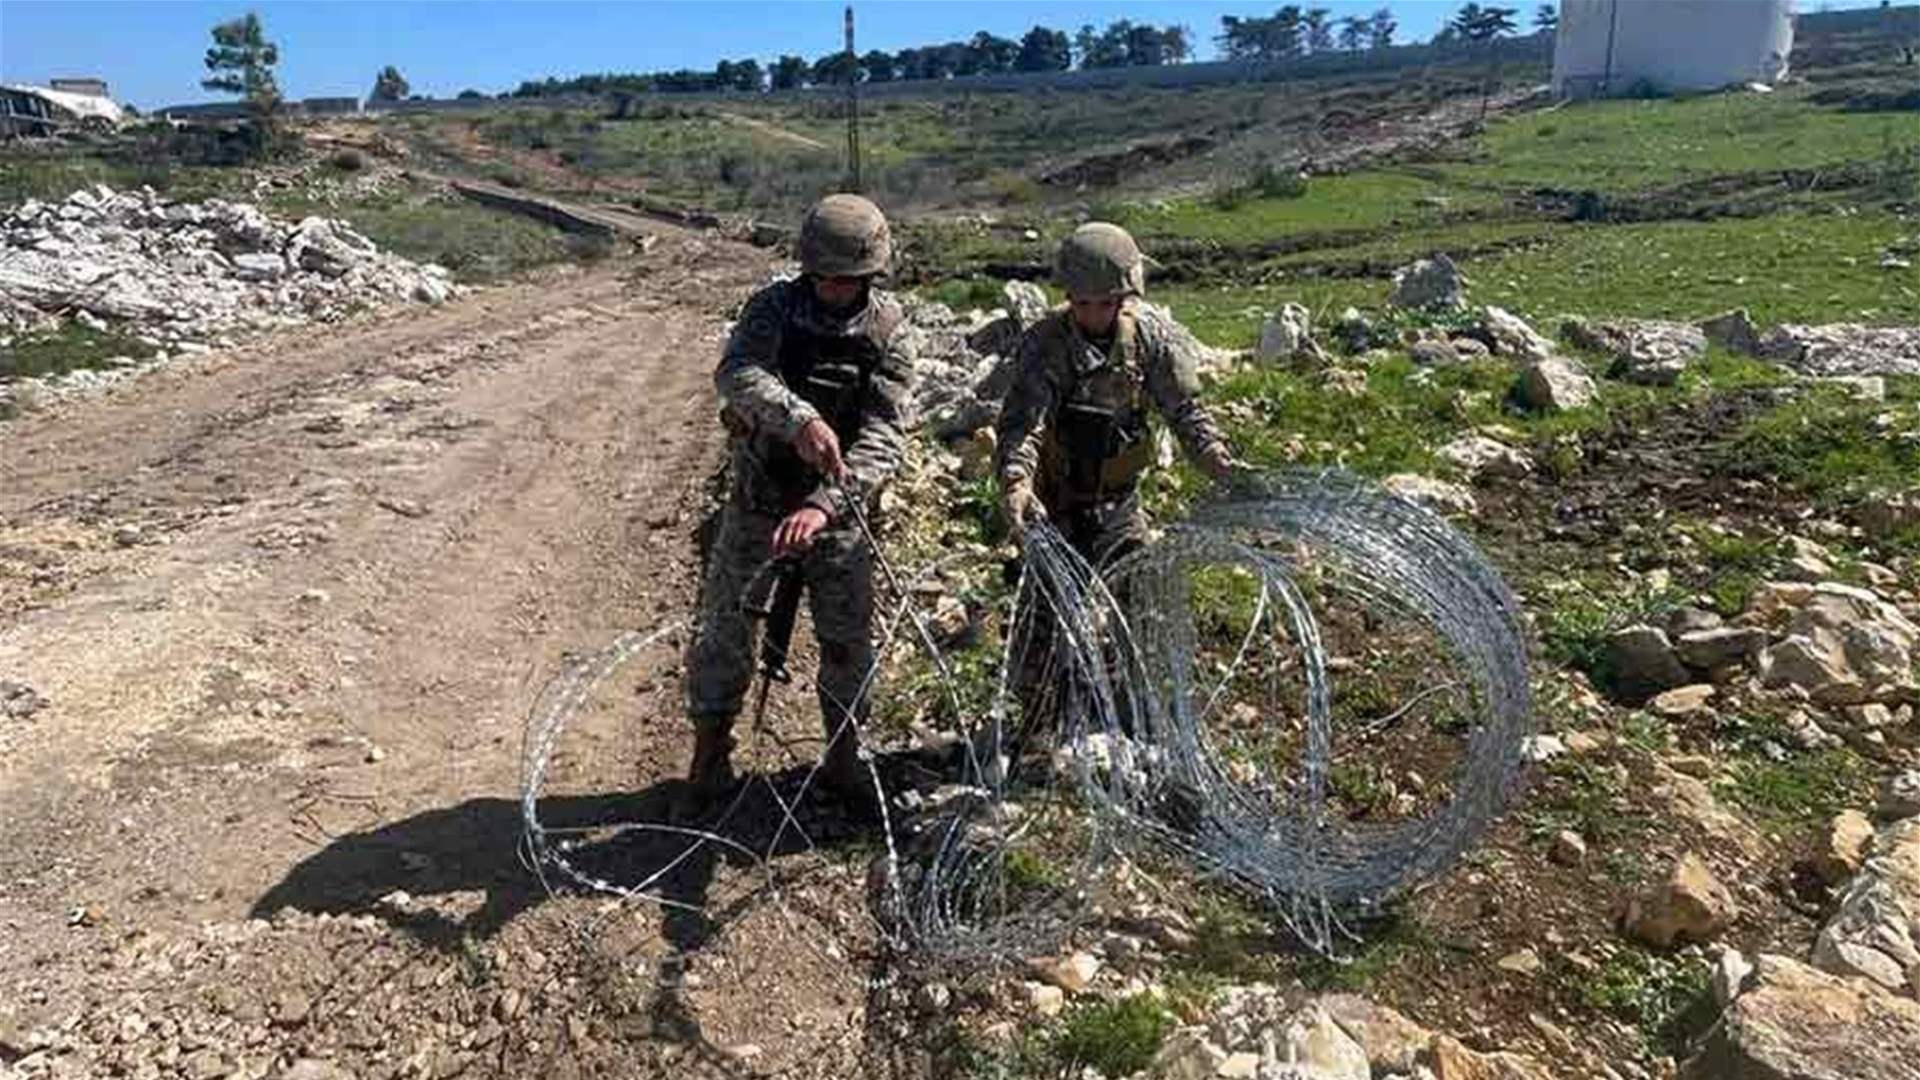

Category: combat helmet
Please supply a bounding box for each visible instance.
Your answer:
[798,194,891,277]
[1056,222,1148,298]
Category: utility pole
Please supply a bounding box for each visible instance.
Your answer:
[845,5,862,192]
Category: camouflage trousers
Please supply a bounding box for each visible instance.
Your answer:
[684,504,876,748]
[1012,491,1152,738]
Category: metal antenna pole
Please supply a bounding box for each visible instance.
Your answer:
[845,5,862,192]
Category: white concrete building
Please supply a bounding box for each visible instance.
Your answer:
[1553,0,1796,98]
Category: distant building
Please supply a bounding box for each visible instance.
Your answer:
[1553,0,1796,98]
[49,77,110,98]
[0,83,126,136]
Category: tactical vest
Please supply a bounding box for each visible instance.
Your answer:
[1038,309,1155,507]
[760,313,892,507]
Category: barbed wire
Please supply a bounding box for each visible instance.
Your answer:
[517,467,1533,964]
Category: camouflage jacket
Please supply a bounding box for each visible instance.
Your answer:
[994,301,1227,509]
[715,277,916,522]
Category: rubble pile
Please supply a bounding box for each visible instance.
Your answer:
[0,184,457,353]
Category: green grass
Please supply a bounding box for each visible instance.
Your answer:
[0,151,239,206]
[1525,758,1651,866]
[1455,87,1920,193]
[1723,383,1920,501]
[1115,171,1500,245]
[1203,352,1641,478]
[1295,912,1439,992]
[1668,517,1783,617]
[1534,577,1677,694]
[1,322,156,381]
[1465,211,1920,326]
[1048,995,1174,1078]
[1716,742,1876,829]
[1561,947,1711,1058]
[262,184,580,282]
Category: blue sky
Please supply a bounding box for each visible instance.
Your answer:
[0,1,1885,109]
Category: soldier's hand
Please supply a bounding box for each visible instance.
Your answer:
[1005,484,1047,540]
[773,507,830,556]
[794,418,846,480]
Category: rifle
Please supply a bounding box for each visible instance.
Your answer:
[747,556,805,732]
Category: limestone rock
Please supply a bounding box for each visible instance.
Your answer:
[1551,829,1588,866]
[1409,338,1460,366]
[1712,947,1755,1008]
[1479,306,1555,363]
[1682,953,1920,1080]
[1880,771,1920,820]
[1036,951,1101,993]
[1699,309,1761,355]
[1668,606,1725,637]
[280,1061,352,1080]
[1428,1035,1555,1080]
[1564,317,1707,385]
[1516,355,1597,412]
[1676,626,1768,670]
[1388,254,1468,310]
[1257,303,1324,364]
[1624,851,1738,947]
[1438,435,1532,480]
[1607,625,1692,702]
[1317,994,1433,1075]
[1496,948,1542,975]
[1812,818,1920,997]
[1273,1004,1368,1080]
[1025,981,1065,1018]
[1382,473,1478,516]
[1809,809,1876,886]
[1152,1027,1228,1080]
[1756,323,1920,378]
[1651,684,1717,718]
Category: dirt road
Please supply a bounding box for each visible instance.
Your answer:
[0,234,893,1078]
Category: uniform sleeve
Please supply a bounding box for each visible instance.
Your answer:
[993,327,1059,488]
[1139,310,1230,468]
[715,283,820,443]
[803,323,917,522]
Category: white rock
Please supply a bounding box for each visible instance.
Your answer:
[1256,303,1319,364]
[1438,435,1532,480]
[1480,305,1556,363]
[1381,473,1478,515]
[1517,355,1597,411]
[1274,1004,1368,1080]
[1551,829,1588,866]
[1711,947,1754,1008]
[1880,771,1920,820]
[1025,981,1065,1018]
[1388,254,1468,310]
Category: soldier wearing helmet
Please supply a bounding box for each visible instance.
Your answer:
[682,194,914,814]
[995,222,1235,569]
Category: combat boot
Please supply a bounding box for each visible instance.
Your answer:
[817,729,882,821]
[685,716,737,799]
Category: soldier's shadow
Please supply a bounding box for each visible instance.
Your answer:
[250,762,911,952]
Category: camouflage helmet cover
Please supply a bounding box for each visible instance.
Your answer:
[1056,222,1147,298]
[798,193,892,277]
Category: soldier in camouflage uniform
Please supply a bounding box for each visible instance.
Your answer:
[683,194,915,811]
[996,222,1235,566]
[995,223,1236,733]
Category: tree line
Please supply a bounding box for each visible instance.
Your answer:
[194,3,1559,116]
[505,20,1204,98]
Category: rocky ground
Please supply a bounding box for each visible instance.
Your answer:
[1,184,455,407]
[4,164,1920,1079]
